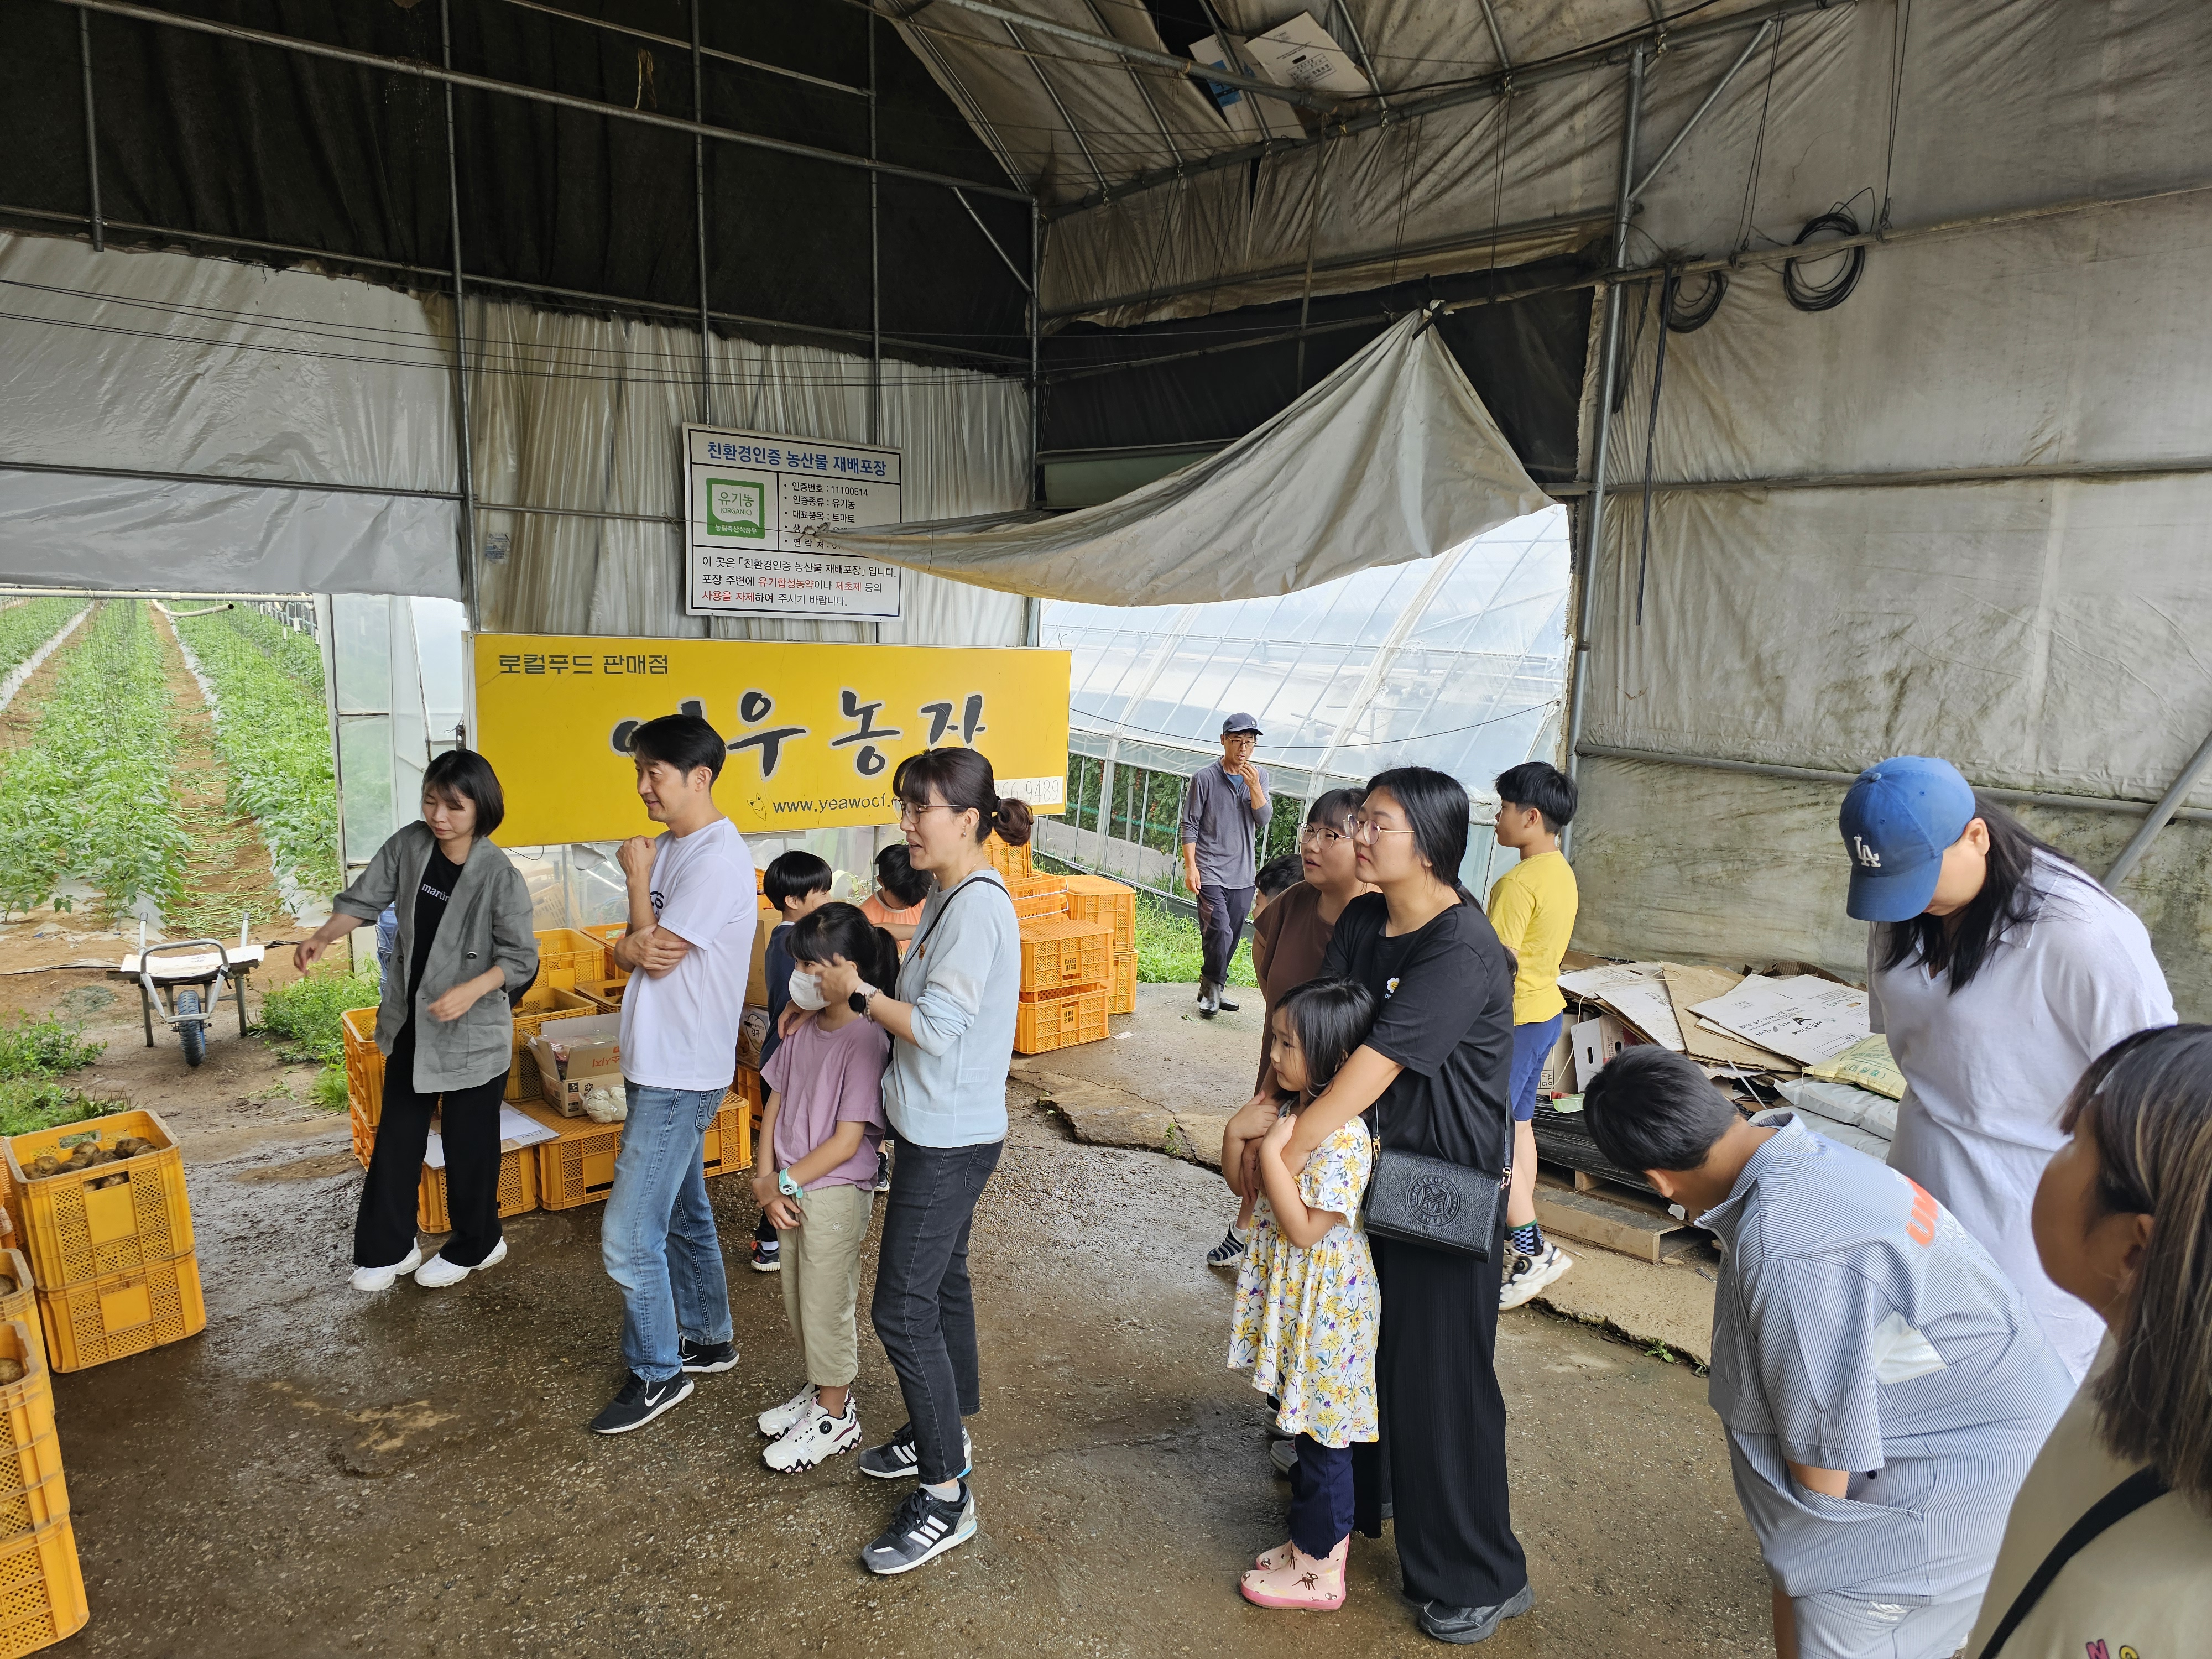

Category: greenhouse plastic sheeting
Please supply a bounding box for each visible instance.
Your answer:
[0,232,461,597]
[822,312,1551,607]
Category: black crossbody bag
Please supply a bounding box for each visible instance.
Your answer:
[1363,1132,1502,1261]
[1973,1465,2168,1658]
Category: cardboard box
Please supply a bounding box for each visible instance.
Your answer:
[1571,1013,1631,1092]
[750,898,778,1005]
[527,1011,624,1117]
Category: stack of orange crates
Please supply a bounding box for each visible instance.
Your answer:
[3,1110,204,1375]
[984,832,1033,882]
[1013,916,1114,1053]
[1062,874,1138,1014]
[0,1317,86,1653]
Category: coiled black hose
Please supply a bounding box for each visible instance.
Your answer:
[1783,208,1865,312]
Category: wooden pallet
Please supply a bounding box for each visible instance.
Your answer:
[1530,1167,1704,1265]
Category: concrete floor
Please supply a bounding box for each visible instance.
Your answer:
[7,956,1771,1657]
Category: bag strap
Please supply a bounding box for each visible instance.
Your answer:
[1974,1465,2168,1659]
[909,870,997,961]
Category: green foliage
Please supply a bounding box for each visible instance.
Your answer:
[0,601,188,920]
[258,963,379,1066]
[0,599,87,681]
[0,1078,105,1139]
[1132,894,1256,987]
[173,607,338,896]
[307,1063,351,1110]
[0,1014,104,1081]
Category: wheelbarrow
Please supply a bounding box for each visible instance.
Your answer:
[113,916,265,1068]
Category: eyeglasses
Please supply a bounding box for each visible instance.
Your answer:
[1349,814,1416,844]
[896,801,960,826]
[1297,823,1352,848]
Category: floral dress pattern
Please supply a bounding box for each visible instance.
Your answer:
[1227,1115,1380,1448]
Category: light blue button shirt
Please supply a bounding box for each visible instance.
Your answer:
[881,869,1020,1147]
[1699,1112,2071,1604]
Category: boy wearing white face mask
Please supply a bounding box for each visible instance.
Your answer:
[752,903,899,1472]
[754,852,834,1273]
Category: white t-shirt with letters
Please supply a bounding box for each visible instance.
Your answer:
[618,816,757,1092]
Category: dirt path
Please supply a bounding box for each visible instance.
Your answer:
[147,604,291,934]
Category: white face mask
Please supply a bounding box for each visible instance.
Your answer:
[786,968,827,1011]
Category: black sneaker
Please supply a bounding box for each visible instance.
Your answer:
[872,1146,892,1193]
[1418,1584,1535,1644]
[679,1335,738,1374]
[858,1420,973,1481]
[750,1239,781,1274]
[860,1483,977,1576]
[589,1371,695,1435]
[1217,991,1240,1012]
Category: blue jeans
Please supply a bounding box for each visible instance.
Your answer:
[1509,1014,1563,1124]
[602,1084,732,1385]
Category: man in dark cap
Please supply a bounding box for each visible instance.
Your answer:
[1178,713,1273,1016]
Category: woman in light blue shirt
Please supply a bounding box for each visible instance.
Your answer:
[812,745,1026,1578]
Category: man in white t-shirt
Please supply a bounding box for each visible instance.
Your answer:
[589,713,758,1436]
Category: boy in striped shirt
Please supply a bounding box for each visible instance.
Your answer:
[1583,1046,2070,1659]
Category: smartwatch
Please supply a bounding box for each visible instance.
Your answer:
[777,1168,804,1199]
[849,982,879,1016]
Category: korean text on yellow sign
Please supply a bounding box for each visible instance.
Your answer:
[472,634,1071,844]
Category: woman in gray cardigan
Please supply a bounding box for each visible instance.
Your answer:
[294,750,539,1292]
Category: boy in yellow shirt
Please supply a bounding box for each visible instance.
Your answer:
[1485,761,1580,1309]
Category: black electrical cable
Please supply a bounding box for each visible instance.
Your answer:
[1663,268,1727,332]
[1782,208,1866,312]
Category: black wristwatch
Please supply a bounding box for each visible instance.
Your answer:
[849,982,878,1016]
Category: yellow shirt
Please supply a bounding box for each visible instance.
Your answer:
[1485,849,1578,1024]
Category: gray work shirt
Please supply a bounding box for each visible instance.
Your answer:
[1179,759,1274,888]
[1700,1112,2070,1605]
[333,821,540,1094]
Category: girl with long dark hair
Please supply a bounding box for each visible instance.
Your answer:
[1222,765,1530,1643]
[1840,757,2174,1379]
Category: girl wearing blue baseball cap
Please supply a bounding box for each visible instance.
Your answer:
[1840,757,2175,1380]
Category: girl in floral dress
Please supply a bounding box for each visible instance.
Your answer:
[1228,975,1381,1612]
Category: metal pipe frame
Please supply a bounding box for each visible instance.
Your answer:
[1561,45,1645,837]
[913,0,1339,115]
[1333,0,1390,111]
[1576,744,2212,827]
[952,189,1034,292]
[1548,455,2212,495]
[0,200,1030,368]
[902,22,1028,192]
[77,9,102,253]
[440,0,479,633]
[691,0,711,426]
[1047,0,1845,218]
[500,0,868,97]
[2105,723,2212,886]
[1002,17,1109,196]
[1631,18,1774,197]
[1475,0,1513,75]
[869,11,881,446]
[51,0,1031,202]
[1077,0,1182,165]
[1029,201,1042,509]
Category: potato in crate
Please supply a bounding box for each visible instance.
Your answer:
[0,1253,38,1373]
[1016,917,1114,995]
[4,1110,192,1289]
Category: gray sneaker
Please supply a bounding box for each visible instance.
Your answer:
[858,1420,973,1481]
[1499,1243,1574,1311]
[860,1484,977,1576]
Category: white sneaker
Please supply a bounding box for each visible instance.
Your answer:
[351,1246,422,1292]
[757,1384,818,1438]
[1499,1242,1574,1310]
[414,1237,508,1289]
[763,1399,862,1473]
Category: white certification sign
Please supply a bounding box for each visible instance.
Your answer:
[682,424,904,620]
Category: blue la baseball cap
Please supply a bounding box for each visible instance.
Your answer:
[1840,756,1977,922]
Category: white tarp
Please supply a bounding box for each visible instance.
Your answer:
[819,311,1549,606]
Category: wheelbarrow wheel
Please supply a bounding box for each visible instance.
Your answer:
[177,988,206,1067]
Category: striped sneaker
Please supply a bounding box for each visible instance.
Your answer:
[860,1484,977,1576]
[859,1420,972,1481]
[764,1397,862,1473]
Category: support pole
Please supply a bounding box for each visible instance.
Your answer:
[1561,45,1644,857]
[2105,724,2212,890]
[1029,199,1041,508]
[78,9,102,252]
[692,0,710,425]
[440,0,479,633]
[869,11,881,446]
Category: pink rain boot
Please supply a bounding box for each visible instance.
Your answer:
[1253,1540,1296,1572]
[1240,1537,1348,1611]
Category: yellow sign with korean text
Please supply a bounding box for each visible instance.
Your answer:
[471,634,1071,846]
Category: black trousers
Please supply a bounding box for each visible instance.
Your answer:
[1196,881,1254,988]
[353,1023,509,1270]
[1353,1233,1528,1609]
[1289,1434,1357,1556]
[869,1136,1002,1485]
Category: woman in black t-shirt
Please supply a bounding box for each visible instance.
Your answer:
[1222,766,1529,1643]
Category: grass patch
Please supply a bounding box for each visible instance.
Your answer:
[0,1078,107,1138]
[259,965,379,1114]
[1133,894,1255,987]
[0,1014,104,1081]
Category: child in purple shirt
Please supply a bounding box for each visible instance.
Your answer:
[751,904,898,1473]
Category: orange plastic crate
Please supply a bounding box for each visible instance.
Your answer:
[348,1099,374,1171]
[1063,874,1138,950]
[1016,917,1113,994]
[1109,948,1137,1016]
[37,1251,206,1373]
[702,1095,753,1177]
[0,1254,36,1374]
[581,922,629,985]
[734,1065,764,1119]
[0,1323,59,1494]
[341,1005,383,1125]
[533,927,611,990]
[984,833,1032,881]
[0,1511,87,1657]
[1008,873,1068,920]
[571,977,627,1014]
[417,1146,539,1233]
[1015,985,1110,1054]
[4,1110,194,1290]
[515,1101,623,1211]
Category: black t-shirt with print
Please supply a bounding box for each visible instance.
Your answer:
[407,848,465,1002]
[1320,891,1516,1173]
